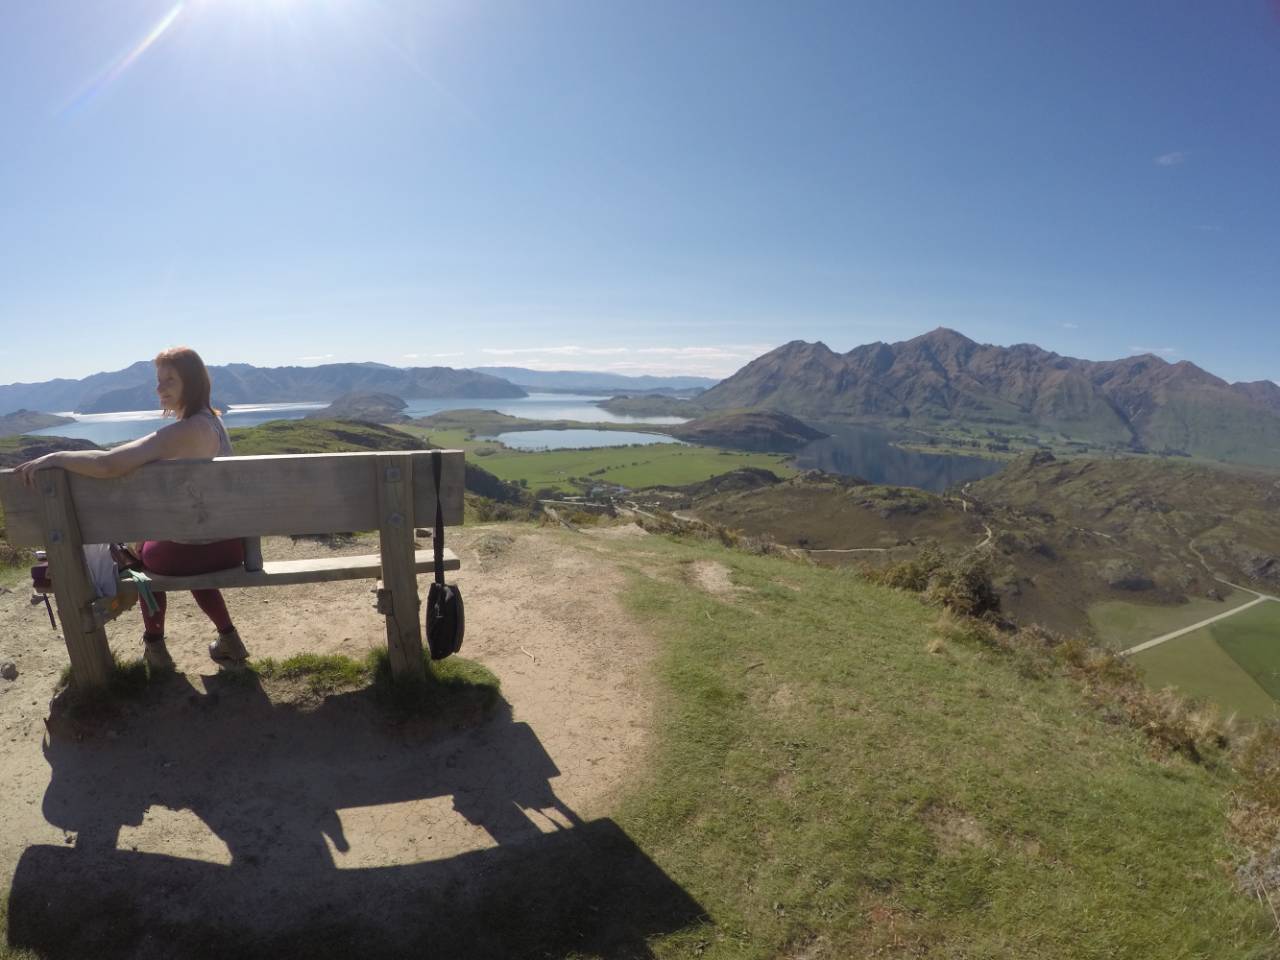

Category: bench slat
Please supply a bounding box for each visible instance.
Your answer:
[37,548,461,594]
[133,548,460,592]
[0,450,465,547]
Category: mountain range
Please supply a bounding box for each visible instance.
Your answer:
[697,328,1280,466]
[0,362,526,415]
[0,363,718,416]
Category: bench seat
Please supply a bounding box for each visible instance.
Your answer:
[37,549,460,595]
[2,449,466,686]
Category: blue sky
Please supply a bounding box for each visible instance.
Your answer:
[1,0,1277,385]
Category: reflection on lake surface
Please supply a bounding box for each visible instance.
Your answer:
[29,394,688,445]
[792,423,1004,492]
[401,394,689,424]
[484,429,683,451]
[27,403,329,445]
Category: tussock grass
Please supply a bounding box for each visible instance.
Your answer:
[595,533,1276,958]
[246,648,500,718]
[251,652,368,694]
[367,647,502,718]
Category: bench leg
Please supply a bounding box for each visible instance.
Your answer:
[377,455,427,682]
[38,469,113,689]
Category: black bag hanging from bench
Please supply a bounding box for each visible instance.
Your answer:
[426,450,464,660]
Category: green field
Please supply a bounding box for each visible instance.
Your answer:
[1213,601,1280,700]
[1129,600,1280,721]
[475,443,794,493]
[1130,628,1278,720]
[1088,589,1253,651]
[392,421,796,493]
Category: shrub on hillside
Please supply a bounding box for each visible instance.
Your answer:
[468,495,534,522]
[1,540,32,569]
[866,548,999,618]
[868,548,944,592]
[925,551,1000,617]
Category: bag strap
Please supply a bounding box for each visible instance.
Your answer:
[123,569,160,616]
[431,450,446,586]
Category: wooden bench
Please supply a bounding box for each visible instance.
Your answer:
[0,450,465,688]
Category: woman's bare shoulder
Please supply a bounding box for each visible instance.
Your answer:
[155,415,221,458]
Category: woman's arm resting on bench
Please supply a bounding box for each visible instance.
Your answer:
[13,418,218,487]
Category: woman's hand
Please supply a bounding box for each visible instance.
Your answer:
[14,452,63,489]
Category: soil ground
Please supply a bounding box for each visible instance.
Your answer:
[0,522,674,956]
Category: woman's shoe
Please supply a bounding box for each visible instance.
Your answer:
[208,628,249,664]
[143,635,175,673]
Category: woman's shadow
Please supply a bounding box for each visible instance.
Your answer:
[10,671,702,960]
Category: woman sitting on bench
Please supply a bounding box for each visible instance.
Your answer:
[15,346,248,672]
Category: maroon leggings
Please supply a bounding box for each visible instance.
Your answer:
[139,539,243,636]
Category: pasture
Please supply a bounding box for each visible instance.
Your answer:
[1088,589,1252,651]
[1128,600,1280,721]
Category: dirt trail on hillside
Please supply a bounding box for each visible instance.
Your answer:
[0,523,672,950]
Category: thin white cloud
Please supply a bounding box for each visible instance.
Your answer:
[1061,322,1079,330]
[297,354,335,362]
[472,342,776,378]
[1154,151,1186,167]
[1129,345,1178,357]
[480,345,630,357]
[1195,224,1224,233]
[634,343,772,359]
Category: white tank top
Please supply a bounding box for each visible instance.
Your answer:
[179,410,234,545]
[190,409,233,457]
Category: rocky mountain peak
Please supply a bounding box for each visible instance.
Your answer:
[697,327,1280,467]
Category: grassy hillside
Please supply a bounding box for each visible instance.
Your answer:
[592,532,1274,957]
[226,419,425,454]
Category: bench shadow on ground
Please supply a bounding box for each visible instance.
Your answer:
[8,672,703,960]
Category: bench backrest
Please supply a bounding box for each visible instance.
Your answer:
[0,450,465,548]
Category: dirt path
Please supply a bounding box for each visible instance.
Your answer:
[0,523,664,944]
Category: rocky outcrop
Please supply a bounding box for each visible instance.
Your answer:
[666,411,827,453]
[306,392,409,423]
[0,410,75,438]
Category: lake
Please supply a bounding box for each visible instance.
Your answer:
[28,394,689,445]
[485,429,684,451]
[792,423,1004,491]
[28,398,1003,492]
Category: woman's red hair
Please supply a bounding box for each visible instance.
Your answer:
[155,346,218,419]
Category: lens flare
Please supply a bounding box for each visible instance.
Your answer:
[60,3,185,115]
